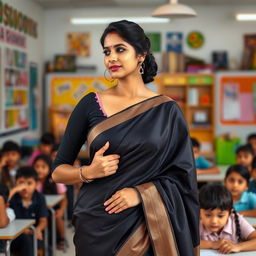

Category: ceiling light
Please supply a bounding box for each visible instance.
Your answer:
[152,0,197,18]
[70,17,170,25]
[236,13,256,21]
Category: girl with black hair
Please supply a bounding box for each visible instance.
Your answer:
[200,183,256,253]
[52,20,199,256]
[225,164,256,217]
[33,155,67,250]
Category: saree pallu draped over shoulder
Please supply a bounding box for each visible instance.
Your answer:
[72,95,200,256]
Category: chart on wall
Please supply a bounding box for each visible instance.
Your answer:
[219,74,256,125]
[3,47,29,132]
[49,76,114,107]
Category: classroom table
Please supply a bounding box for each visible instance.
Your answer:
[197,165,228,183]
[45,194,65,256]
[245,217,256,228]
[201,249,256,255]
[0,219,36,256]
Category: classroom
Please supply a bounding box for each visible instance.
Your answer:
[1,0,256,255]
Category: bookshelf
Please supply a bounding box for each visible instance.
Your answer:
[159,73,215,158]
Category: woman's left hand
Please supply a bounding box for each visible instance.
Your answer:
[104,188,141,214]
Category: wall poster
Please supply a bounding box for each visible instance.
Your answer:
[220,75,256,125]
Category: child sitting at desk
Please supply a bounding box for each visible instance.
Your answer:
[1,141,22,188]
[225,164,256,217]
[249,157,256,194]
[191,137,220,175]
[28,132,55,166]
[9,166,48,256]
[33,154,67,250]
[236,144,254,173]
[0,184,15,228]
[247,133,256,156]
[0,184,16,254]
[200,183,256,254]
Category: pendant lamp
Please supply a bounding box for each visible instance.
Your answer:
[152,0,197,18]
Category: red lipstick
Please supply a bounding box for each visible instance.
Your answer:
[109,65,121,71]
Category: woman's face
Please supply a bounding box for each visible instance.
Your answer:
[103,32,144,80]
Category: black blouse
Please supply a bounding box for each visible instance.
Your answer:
[52,92,106,171]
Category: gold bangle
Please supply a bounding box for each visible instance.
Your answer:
[79,167,93,183]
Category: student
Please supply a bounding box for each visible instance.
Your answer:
[0,184,15,228]
[191,137,220,174]
[50,143,60,162]
[9,166,48,256]
[225,164,256,217]
[0,184,15,254]
[0,150,7,183]
[249,157,256,194]
[33,155,67,250]
[1,141,22,187]
[28,132,55,166]
[236,144,254,172]
[247,133,256,156]
[200,183,256,253]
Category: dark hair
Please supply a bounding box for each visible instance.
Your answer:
[100,20,157,84]
[252,156,256,170]
[199,182,242,242]
[247,133,256,142]
[0,184,9,203]
[33,155,57,194]
[235,144,254,156]
[16,166,38,181]
[2,140,21,154]
[40,132,55,145]
[191,137,200,148]
[225,164,250,185]
[52,144,59,153]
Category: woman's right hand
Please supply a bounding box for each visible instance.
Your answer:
[82,141,120,180]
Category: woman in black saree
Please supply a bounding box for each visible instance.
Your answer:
[52,20,200,256]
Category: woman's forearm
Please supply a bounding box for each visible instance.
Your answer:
[52,164,91,185]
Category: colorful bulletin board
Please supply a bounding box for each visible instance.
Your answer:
[50,76,115,107]
[220,74,256,125]
[47,74,161,142]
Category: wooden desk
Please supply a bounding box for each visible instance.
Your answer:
[45,194,65,256]
[0,219,36,256]
[197,165,228,183]
[201,249,256,255]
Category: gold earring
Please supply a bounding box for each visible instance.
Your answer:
[104,69,115,83]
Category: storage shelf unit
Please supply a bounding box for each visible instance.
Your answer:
[159,73,215,158]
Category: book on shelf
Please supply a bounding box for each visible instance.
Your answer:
[162,52,185,73]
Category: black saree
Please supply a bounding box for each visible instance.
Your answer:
[72,95,200,256]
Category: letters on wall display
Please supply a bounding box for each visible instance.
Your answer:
[0,0,37,38]
[0,0,38,136]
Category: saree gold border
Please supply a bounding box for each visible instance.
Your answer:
[136,182,180,256]
[87,95,171,149]
[116,223,150,256]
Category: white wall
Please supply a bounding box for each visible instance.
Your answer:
[43,4,256,142]
[0,0,44,146]
[44,4,256,75]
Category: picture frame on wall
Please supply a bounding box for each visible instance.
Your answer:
[67,32,90,57]
[54,55,76,72]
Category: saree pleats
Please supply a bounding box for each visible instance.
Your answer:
[73,96,200,256]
